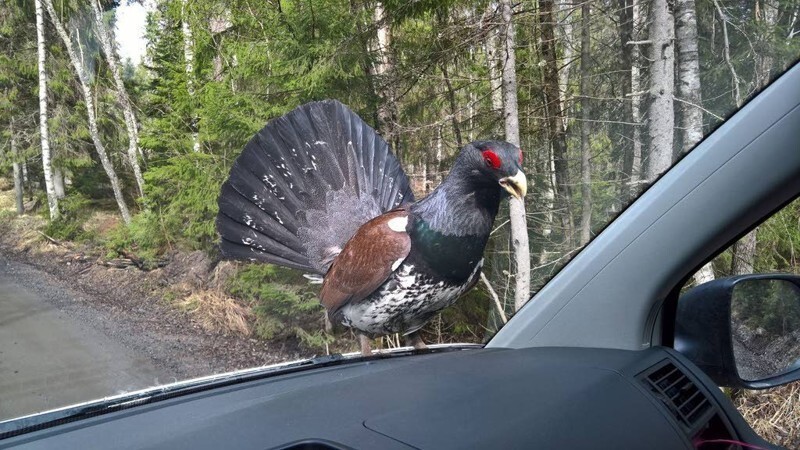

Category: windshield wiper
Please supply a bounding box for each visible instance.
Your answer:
[0,344,481,440]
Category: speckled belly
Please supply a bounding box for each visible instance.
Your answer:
[337,261,482,336]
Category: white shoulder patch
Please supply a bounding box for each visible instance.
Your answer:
[387,216,408,232]
[391,258,404,271]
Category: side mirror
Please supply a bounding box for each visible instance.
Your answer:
[675,274,800,389]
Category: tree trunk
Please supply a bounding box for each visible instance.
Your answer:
[619,0,644,199]
[91,0,145,197]
[676,0,703,155]
[539,0,573,246]
[630,0,644,190]
[645,0,675,180]
[44,0,132,224]
[372,2,398,149]
[731,229,757,275]
[182,0,200,153]
[676,0,714,285]
[484,3,504,127]
[11,119,24,215]
[34,0,59,220]
[53,167,65,198]
[556,0,574,125]
[500,0,531,312]
[579,1,592,246]
[440,63,463,148]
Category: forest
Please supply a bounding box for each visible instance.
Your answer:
[1,0,799,360]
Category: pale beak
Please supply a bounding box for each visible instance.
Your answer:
[499,170,528,199]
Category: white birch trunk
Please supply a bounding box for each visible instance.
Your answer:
[182,0,200,152]
[91,0,145,197]
[44,0,131,224]
[35,0,59,220]
[500,0,531,312]
[676,0,714,285]
[676,0,703,154]
[645,0,675,180]
[579,2,591,246]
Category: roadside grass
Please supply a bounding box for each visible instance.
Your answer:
[177,289,253,336]
[734,383,800,448]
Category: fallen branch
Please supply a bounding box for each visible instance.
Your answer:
[36,230,61,246]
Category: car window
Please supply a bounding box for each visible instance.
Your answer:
[682,196,800,448]
[1,0,799,426]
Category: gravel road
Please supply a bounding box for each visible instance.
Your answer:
[0,249,300,423]
[0,256,175,421]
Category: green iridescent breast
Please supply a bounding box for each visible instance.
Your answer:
[410,219,488,280]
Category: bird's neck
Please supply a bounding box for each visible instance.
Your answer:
[410,168,501,237]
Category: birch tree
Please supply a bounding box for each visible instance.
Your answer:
[676,0,715,284]
[91,0,145,197]
[44,0,131,224]
[500,0,531,311]
[645,0,675,180]
[34,0,59,220]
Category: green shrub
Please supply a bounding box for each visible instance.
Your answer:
[227,263,331,349]
[142,153,223,252]
[43,193,96,242]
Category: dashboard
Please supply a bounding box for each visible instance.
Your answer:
[0,346,772,450]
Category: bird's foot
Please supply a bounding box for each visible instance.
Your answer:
[359,333,373,356]
[405,332,428,350]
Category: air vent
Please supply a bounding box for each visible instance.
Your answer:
[640,360,712,431]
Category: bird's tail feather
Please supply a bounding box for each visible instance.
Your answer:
[216,100,414,274]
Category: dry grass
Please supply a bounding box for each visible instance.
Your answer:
[733,383,800,448]
[0,190,48,250]
[177,289,253,336]
[82,210,121,236]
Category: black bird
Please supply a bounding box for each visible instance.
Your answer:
[216,100,527,355]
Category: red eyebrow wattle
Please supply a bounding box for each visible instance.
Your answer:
[482,150,501,169]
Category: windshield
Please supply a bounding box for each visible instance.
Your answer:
[0,0,798,424]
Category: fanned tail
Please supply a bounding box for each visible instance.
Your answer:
[216,100,414,274]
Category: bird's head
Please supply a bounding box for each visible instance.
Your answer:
[455,140,528,200]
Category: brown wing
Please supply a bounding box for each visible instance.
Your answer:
[320,209,411,316]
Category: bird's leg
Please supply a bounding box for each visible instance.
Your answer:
[405,331,428,350]
[358,333,373,356]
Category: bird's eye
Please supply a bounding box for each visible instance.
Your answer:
[482,150,501,170]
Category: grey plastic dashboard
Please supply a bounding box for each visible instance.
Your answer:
[0,346,771,450]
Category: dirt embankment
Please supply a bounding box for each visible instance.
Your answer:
[0,214,307,382]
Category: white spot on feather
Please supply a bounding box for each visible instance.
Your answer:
[243,214,254,227]
[387,216,408,232]
[303,274,323,284]
[391,258,404,271]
